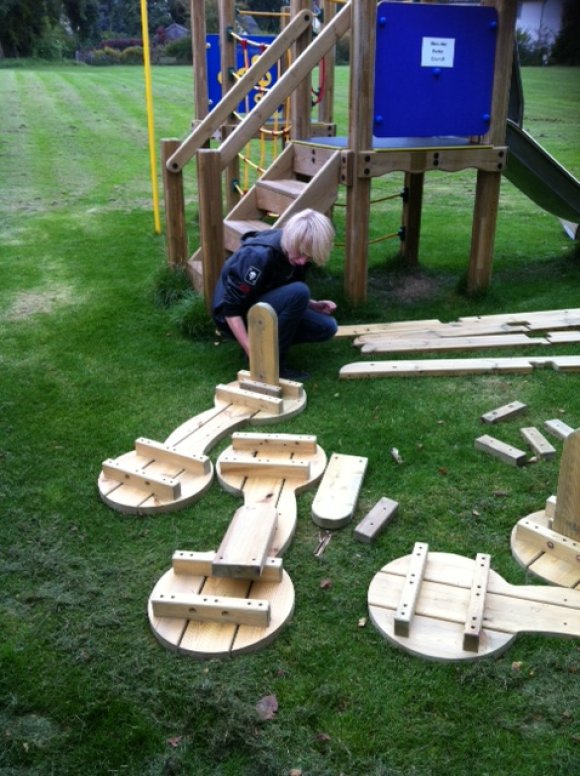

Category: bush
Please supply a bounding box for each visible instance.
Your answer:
[100,38,142,51]
[164,36,193,64]
[516,27,552,66]
[90,46,122,66]
[120,46,144,65]
[335,32,350,65]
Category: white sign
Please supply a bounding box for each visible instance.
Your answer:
[421,37,455,68]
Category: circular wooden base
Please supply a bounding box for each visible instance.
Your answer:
[148,567,295,659]
[368,551,516,662]
[511,510,580,588]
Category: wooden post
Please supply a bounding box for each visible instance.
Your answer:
[344,0,375,304]
[197,149,225,309]
[318,0,336,127]
[290,0,312,141]
[190,0,209,121]
[400,172,424,267]
[467,0,517,294]
[161,139,189,266]
[553,429,580,541]
[218,0,240,213]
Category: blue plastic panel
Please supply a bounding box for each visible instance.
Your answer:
[206,34,279,114]
[373,2,498,138]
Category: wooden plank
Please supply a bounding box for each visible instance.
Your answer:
[336,320,441,338]
[237,377,282,397]
[544,418,575,440]
[311,452,368,529]
[231,432,318,454]
[248,302,279,387]
[134,437,211,474]
[215,384,283,414]
[474,435,527,467]
[340,357,534,379]
[358,334,542,354]
[520,427,557,460]
[553,428,580,541]
[101,459,181,499]
[150,591,270,627]
[354,497,398,543]
[393,542,429,637]
[480,401,527,424]
[236,369,304,398]
[514,519,580,568]
[172,550,283,583]
[546,330,580,344]
[212,504,278,579]
[462,553,490,653]
[219,453,311,480]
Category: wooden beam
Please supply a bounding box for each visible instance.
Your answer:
[394,542,429,637]
[161,139,189,266]
[462,553,490,652]
[150,591,271,626]
[172,550,284,583]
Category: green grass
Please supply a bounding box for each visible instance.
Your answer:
[1,63,579,776]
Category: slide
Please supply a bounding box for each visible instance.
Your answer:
[504,119,580,234]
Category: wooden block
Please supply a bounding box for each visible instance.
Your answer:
[545,495,557,519]
[394,542,429,637]
[219,453,311,480]
[237,377,282,397]
[515,518,580,567]
[462,553,490,652]
[172,550,283,583]
[311,452,368,529]
[544,418,575,440]
[215,384,283,414]
[480,401,527,424]
[101,459,181,500]
[237,369,304,398]
[519,427,556,460]
[231,432,318,454]
[134,437,211,474]
[212,504,278,579]
[248,302,279,386]
[354,497,398,543]
[474,435,527,467]
[150,591,271,627]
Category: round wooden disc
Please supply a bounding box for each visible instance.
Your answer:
[368,551,516,662]
[511,510,580,588]
[148,567,295,659]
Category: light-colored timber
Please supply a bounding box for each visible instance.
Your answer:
[368,546,580,662]
[474,435,528,467]
[520,427,556,460]
[354,497,399,543]
[480,401,527,424]
[339,356,580,379]
[311,452,368,529]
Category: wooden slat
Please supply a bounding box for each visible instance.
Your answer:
[474,435,527,467]
[514,519,580,568]
[237,377,283,397]
[393,542,429,637]
[134,437,210,474]
[358,333,543,354]
[311,452,368,529]
[172,550,283,583]
[212,504,278,579]
[219,453,311,480]
[462,553,490,653]
[236,369,304,398]
[480,401,527,424]
[340,357,534,379]
[354,497,398,543]
[150,591,270,627]
[101,459,181,499]
[231,432,317,454]
[544,418,575,440]
[520,427,557,460]
[215,384,283,414]
[553,428,580,541]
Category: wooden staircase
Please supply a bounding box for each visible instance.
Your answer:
[190,142,342,291]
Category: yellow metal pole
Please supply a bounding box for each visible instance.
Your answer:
[140,0,161,233]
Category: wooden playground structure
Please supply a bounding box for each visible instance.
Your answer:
[161,0,519,307]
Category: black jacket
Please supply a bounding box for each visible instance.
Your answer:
[212,229,307,326]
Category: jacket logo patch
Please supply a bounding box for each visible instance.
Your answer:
[244,266,261,286]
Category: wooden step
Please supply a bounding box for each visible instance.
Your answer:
[256,178,308,214]
[224,219,271,253]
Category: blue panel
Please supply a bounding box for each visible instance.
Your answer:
[206,34,279,114]
[373,2,498,138]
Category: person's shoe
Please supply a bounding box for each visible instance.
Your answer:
[279,365,310,381]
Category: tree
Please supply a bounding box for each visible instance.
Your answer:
[0,0,59,57]
[551,1,580,65]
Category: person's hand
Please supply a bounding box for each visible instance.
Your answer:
[309,299,337,315]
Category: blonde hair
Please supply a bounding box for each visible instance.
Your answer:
[280,209,335,266]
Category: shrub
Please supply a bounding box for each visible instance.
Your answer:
[164,36,193,64]
[100,38,142,51]
[90,46,122,66]
[120,46,144,65]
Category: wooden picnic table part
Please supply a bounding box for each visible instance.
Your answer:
[212,503,278,579]
[544,418,575,440]
[474,435,528,467]
[339,356,580,379]
[553,428,580,541]
[172,549,284,583]
[354,497,399,543]
[357,333,545,355]
[393,542,428,637]
[480,400,527,424]
[98,303,307,514]
[311,452,369,529]
[150,590,271,627]
[368,547,580,662]
[520,427,556,460]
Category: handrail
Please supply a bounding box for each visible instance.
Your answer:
[219,1,352,168]
[166,9,314,172]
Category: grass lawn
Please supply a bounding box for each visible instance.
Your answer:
[0,61,579,776]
